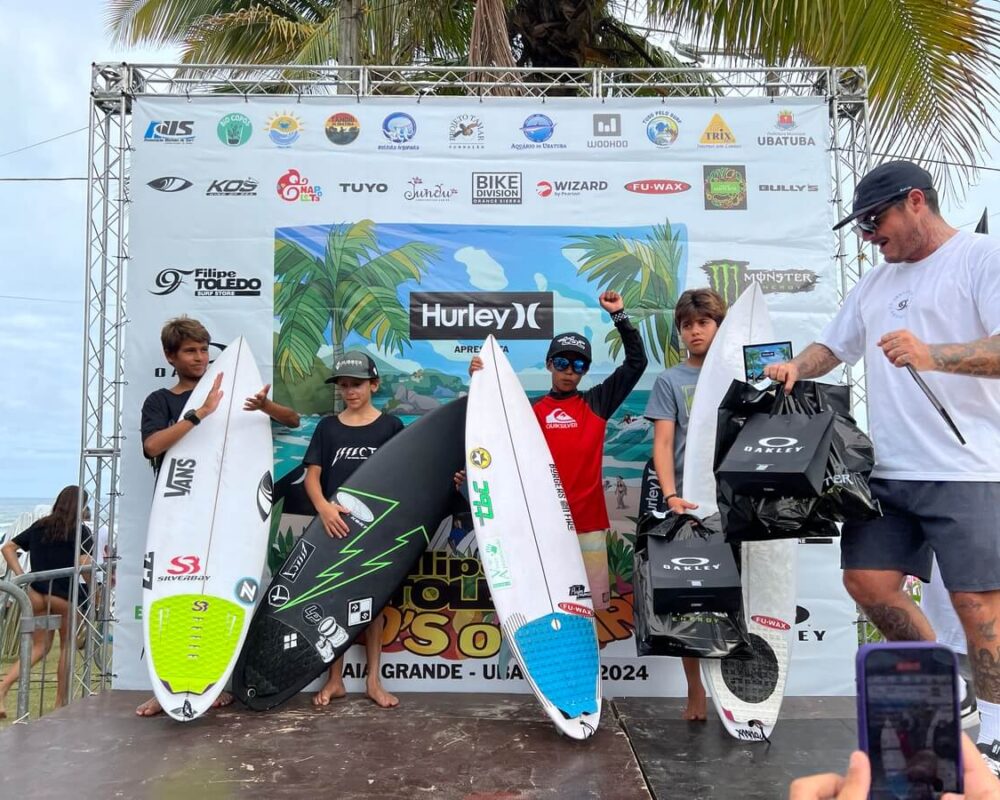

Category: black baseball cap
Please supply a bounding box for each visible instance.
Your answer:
[325,350,379,382]
[833,160,934,230]
[546,332,592,362]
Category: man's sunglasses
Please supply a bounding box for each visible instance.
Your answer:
[853,192,910,235]
[550,356,590,374]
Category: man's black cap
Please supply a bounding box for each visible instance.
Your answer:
[546,332,592,362]
[833,160,934,231]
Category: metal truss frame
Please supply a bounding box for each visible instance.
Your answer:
[76,62,873,705]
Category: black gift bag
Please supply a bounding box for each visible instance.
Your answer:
[633,513,751,659]
[647,534,741,614]
[714,380,881,542]
[717,389,835,498]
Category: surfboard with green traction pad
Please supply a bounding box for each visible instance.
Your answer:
[142,337,274,721]
[232,396,467,711]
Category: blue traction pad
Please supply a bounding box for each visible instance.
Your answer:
[514,612,600,719]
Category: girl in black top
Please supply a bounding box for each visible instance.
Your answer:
[0,486,93,717]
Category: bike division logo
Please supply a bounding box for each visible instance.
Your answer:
[217,113,252,146]
[266,112,302,147]
[325,112,360,145]
[703,165,748,210]
[472,172,522,205]
[699,113,738,148]
[701,259,820,305]
[449,114,485,149]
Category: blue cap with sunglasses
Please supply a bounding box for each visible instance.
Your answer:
[833,160,934,231]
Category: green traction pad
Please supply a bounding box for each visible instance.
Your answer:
[149,594,245,696]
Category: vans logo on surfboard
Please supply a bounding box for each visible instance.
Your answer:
[558,601,594,618]
[409,291,554,340]
[545,408,577,428]
[751,614,791,631]
[163,458,196,497]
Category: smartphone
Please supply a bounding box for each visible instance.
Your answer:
[742,341,793,383]
[856,643,963,799]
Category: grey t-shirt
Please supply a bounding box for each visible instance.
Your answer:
[643,362,701,493]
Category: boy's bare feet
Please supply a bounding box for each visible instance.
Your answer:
[313,678,347,706]
[682,692,708,721]
[136,691,232,717]
[136,696,162,716]
[365,678,399,708]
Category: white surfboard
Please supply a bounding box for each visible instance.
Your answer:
[142,337,273,721]
[466,335,601,739]
[684,284,797,741]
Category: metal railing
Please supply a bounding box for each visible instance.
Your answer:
[0,566,94,722]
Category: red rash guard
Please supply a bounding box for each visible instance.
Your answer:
[532,319,647,532]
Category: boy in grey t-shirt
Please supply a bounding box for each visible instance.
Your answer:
[643,288,727,721]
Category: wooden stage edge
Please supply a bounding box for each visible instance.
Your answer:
[0,691,858,799]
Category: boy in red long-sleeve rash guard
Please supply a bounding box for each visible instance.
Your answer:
[472,290,647,609]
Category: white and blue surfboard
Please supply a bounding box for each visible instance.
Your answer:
[466,335,601,740]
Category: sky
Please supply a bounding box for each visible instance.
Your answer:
[0,2,997,500]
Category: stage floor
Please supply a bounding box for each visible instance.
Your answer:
[0,692,857,799]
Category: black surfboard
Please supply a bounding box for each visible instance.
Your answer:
[232,397,467,710]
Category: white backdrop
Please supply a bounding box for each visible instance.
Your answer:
[116,96,856,697]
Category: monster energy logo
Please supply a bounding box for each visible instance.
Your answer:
[702,260,820,305]
[472,480,495,521]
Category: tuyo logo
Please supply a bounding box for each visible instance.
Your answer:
[410,292,553,340]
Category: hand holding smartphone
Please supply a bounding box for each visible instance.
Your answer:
[857,643,963,799]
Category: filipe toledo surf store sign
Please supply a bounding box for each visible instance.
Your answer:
[115,94,854,698]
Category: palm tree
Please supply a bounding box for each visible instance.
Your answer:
[566,220,684,367]
[107,0,1000,189]
[274,219,439,386]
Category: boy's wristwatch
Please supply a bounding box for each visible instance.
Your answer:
[183,410,201,426]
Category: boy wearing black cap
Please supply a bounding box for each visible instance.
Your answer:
[765,160,1000,773]
[471,290,647,609]
[303,349,404,709]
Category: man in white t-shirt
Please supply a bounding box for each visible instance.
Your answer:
[764,160,1000,774]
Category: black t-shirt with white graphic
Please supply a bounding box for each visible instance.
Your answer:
[303,413,405,503]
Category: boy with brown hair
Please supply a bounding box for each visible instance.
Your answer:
[136,316,300,716]
[643,288,727,720]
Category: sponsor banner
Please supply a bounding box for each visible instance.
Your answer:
[115,95,852,695]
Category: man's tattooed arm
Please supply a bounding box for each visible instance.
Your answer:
[929,334,1000,378]
[791,343,842,380]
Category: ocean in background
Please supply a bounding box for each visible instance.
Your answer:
[0,498,48,539]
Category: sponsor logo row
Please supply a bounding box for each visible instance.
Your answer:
[144,109,818,151]
[148,167,819,209]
